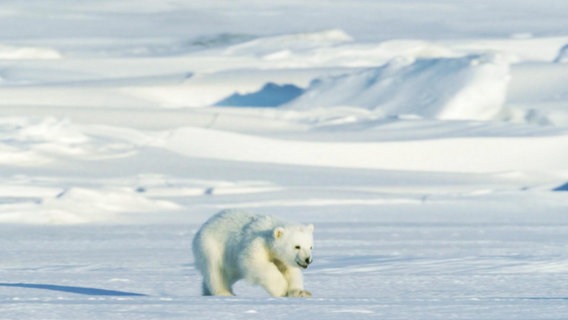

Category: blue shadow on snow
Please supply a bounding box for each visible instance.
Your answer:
[215,82,304,107]
[0,283,147,296]
[552,182,568,191]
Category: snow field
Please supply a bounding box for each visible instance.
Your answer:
[2,217,568,319]
[2,1,568,319]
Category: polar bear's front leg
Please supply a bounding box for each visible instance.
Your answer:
[284,267,303,290]
[286,289,312,297]
[284,267,312,297]
[245,261,288,297]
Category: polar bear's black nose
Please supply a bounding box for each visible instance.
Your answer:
[305,257,312,265]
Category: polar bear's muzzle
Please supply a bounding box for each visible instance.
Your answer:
[296,256,312,269]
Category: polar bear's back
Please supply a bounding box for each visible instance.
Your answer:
[194,209,276,242]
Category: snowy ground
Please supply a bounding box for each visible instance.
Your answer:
[3,219,568,319]
[2,1,568,319]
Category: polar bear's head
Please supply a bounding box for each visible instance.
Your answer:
[272,224,314,269]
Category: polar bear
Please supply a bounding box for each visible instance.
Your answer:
[192,209,314,297]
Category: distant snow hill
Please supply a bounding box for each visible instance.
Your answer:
[287,54,510,121]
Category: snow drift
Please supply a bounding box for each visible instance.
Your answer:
[158,126,568,174]
[224,29,352,57]
[0,44,61,60]
[288,54,511,121]
[0,187,180,224]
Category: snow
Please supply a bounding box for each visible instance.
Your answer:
[555,44,568,63]
[288,54,511,121]
[2,0,568,319]
[0,44,61,60]
[215,82,304,107]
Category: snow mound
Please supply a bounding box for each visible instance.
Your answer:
[0,44,61,60]
[288,54,511,121]
[0,117,137,166]
[0,187,180,224]
[224,29,353,57]
[158,126,568,173]
[0,117,87,166]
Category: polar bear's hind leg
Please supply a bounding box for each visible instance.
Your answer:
[201,261,234,296]
[193,233,234,296]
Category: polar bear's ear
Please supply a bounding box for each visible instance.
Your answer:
[306,224,314,233]
[273,227,285,239]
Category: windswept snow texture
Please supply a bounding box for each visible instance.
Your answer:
[2,1,568,319]
[288,55,511,121]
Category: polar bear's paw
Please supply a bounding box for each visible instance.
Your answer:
[286,289,312,298]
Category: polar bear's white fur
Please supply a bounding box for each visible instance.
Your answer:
[192,209,314,297]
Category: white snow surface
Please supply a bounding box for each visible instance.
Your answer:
[2,1,568,319]
[288,54,512,121]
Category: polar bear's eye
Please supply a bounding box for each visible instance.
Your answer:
[294,245,301,250]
